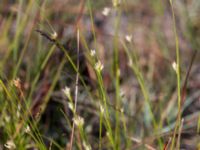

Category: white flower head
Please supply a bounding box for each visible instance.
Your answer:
[68,102,74,112]
[62,86,71,98]
[90,49,96,57]
[172,61,178,73]
[4,140,16,149]
[73,115,84,127]
[95,60,104,72]
[125,35,132,43]
[25,125,31,133]
[102,7,111,16]
[13,78,21,89]
[51,31,57,40]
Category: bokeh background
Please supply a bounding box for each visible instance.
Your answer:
[0,0,200,149]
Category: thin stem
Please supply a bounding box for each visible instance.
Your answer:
[69,29,80,150]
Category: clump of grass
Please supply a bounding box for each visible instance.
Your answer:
[0,0,199,149]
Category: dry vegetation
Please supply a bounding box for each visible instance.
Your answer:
[0,0,200,149]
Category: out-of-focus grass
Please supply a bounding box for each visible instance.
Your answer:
[0,0,200,149]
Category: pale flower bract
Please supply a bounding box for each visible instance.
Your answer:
[90,49,96,57]
[95,60,104,72]
[4,140,16,149]
[73,115,84,127]
[125,35,132,43]
[62,86,71,98]
[102,7,111,16]
[51,31,57,40]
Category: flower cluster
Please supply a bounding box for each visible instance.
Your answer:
[73,115,84,127]
[62,86,71,98]
[95,60,104,72]
[125,35,132,43]
[90,49,96,57]
[102,7,111,16]
[172,61,178,73]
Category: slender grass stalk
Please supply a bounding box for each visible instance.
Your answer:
[169,0,182,149]
[27,45,56,104]
[122,41,164,148]
[13,0,23,62]
[113,7,122,150]
[0,15,13,69]
[0,80,46,149]
[12,0,35,62]
[84,5,113,145]
[176,119,184,150]
[87,0,97,48]
[198,115,200,133]
[96,69,115,148]
[122,41,157,127]
[38,57,66,119]
[12,22,34,78]
[99,106,103,150]
[69,29,80,150]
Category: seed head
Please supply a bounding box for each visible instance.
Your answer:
[95,60,104,72]
[90,49,96,57]
[73,115,84,127]
[51,31,57,40]
[172,61,178,73]
[62,86,71,98]
[102,7,111,16]
[125,35,132,43]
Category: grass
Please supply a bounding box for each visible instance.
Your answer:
[0,0,200,149]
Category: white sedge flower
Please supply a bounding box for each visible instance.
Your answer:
[102,7,111,16]
[73,115,84,127]
[13,78,21,89]
[4,140,16,149]
[125,35,132,43]
[95,60,104,72]
[25,125,31,133]
[172,61,178,73]
[51,31,57,40]
[90,49,96,57]
[68,102,74,112]
[62,86,71,98]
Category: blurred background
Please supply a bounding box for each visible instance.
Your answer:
[0,0,200,149]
